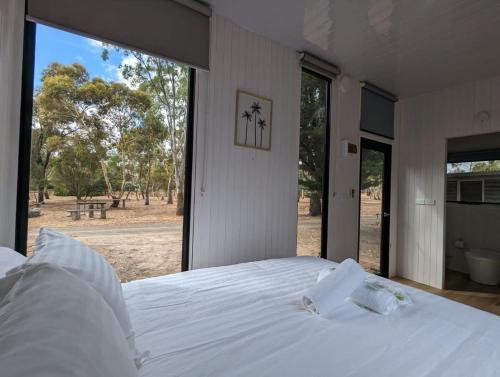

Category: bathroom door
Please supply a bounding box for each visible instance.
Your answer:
[358,138,392,277]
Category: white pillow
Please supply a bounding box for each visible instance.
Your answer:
[0,246,26,277]
[26,228,139,363]
[0,263,137,377]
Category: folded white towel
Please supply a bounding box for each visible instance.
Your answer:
[317,266,336,282]
[350,280,412,315]
[303,259,365,317]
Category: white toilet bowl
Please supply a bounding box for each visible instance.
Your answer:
[465,249,500,285]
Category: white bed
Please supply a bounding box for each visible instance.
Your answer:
[123,257,500,377]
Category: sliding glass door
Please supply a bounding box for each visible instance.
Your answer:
[296,69,331,258]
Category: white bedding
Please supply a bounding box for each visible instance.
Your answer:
[123,257,500,377]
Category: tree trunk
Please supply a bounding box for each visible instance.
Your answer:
[167,176,173,204]
[100,160,115,197]
[37,187,45,204]
[309,193,322,217]
[176,192,184,216]
[144,170,151,205]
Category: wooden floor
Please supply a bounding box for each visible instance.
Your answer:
[393,276,500,316]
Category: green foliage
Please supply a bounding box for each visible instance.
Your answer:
[361,149,384,190]
[448,161,500,173]
[30,53,188,207]
[299,71,327,195]
[51,136,105,199]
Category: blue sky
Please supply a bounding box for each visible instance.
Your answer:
[34,24,127,88]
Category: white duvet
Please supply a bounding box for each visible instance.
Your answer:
[123,257,500,377]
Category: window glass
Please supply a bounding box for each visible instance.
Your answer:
[459,181,482,202]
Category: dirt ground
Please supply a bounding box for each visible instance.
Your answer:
[28,195,183,282]
[358,193,383,274]
[297,194,382,274]
[296,198,322,257]
[28,194,380,282]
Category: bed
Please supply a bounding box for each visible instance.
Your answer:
[123,256,500,377]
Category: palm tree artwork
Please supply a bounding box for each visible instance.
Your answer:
[250,101,262,146]
[241,110,252,145]
[257,118,267,148]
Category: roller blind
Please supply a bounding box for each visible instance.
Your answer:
[26,0,211,70]
[360,82,396,139]
[299,52,340,79]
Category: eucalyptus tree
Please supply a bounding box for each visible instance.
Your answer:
[128,109,166,205]
[299,72,327,216]
[100,82,151,206]
[102,47,189,215]
[51,133,106,200]
[31,63,107,203]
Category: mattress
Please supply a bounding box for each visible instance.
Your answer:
[122,257,500,377]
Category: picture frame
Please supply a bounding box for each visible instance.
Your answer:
[234,90,273,151]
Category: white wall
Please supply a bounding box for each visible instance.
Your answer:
[446,202,500,274]
[397,75,500,288]
[190,15,301,268]
[327,78,361,263]
[0,0,24,249]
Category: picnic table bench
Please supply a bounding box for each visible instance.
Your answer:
[68,201,108,220]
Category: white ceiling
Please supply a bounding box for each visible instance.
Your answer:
[206,0,500,98]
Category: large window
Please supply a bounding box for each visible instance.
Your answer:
[296,69,330,258]
[18,23,194,281]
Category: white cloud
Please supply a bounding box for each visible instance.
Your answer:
[88,38,105,48]
[115,54,139,88]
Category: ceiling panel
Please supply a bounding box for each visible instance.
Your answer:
[206,0,500,98]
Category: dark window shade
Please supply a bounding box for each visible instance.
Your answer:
[460,181,483,202]
[360,87,395,139]
[26,0,210,70]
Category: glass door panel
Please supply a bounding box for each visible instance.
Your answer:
[358,138,391,276]
[297,69,330,258]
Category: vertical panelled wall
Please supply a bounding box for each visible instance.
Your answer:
[397,76,500,288]
[327,78,362,263]
[191,15,301,269]
[0,0,24,248]
[327,78,399,276]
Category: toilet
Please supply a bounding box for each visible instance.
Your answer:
[465,249,500,285]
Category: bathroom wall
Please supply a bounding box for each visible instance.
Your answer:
[446,202,500,273]
[397,75,500,288]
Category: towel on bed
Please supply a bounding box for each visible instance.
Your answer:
[302,258,365,317]
[350,280,412,315]
[317,266,336,282]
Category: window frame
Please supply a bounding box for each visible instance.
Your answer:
[298,67,332,259]
[15,20,196,273]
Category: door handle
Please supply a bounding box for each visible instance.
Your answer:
[383,212,390,218]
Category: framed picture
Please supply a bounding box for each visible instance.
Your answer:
[234,90,272,151]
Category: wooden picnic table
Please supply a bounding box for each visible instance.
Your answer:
[76,201,107,211]
[68,201,109,220]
